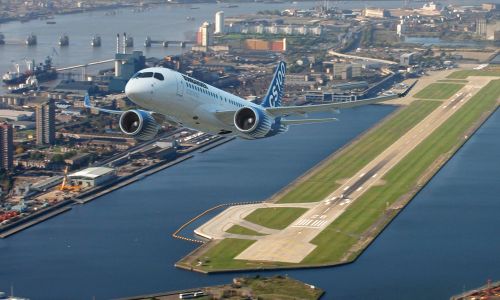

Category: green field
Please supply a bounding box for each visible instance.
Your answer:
[194,238,258,271]
[226,224,266,236]
[437,79,468,83]
[277,100,440,203]
[181,79,500,272]
[244,207,307,230]
[245,276,324,300]
[414,83,464,100]
[303,79,500,264]
[447,70,500,79]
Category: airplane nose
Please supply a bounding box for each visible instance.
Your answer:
[125,80,150,103]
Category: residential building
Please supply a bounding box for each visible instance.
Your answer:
[36,99,56,145]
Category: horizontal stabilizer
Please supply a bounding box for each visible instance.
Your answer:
[281,118,338,125]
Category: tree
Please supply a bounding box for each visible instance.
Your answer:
[15,146,25,155]
[51,154,64,164]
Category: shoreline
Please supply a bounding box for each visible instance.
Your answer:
[177,105,499,274]
[0,136,234,239]
[175,75,500,274]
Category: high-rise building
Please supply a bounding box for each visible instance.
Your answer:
[197,22,213,47]
[215,11,225,34]
[0,123,13,171]
[36,99,55,145]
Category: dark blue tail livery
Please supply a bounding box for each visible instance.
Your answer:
[261,61,286,108]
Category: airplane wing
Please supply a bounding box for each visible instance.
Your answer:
[84,94,123,115]
[265,80,417,118]
[213,94,402,126]
[214,110,235,126]
[281,118,338,125]
[265,94,397,118]
[84,94,175,125]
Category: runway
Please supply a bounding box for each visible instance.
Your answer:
[195,72,498,264]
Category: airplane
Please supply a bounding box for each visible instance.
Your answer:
[84,61,414,140]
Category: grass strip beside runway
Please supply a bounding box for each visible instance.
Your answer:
[193,238,258,271]
[447,70,500,79]
[414,82,464,100]
[304,79,500,264]
[244,207,308,230]
[277,100,440,203]
[226,224,266,236]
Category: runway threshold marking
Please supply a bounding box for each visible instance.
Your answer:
[293,218,329,228]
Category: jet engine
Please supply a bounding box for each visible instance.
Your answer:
[234,107,274,139]
[119,110,159,141]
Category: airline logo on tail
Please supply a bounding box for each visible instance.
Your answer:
[261,61,286,108]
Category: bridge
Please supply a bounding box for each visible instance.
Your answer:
[56,59,115,71]
[56,59,115,80]
[328,50,398,65]
[144,37,196,48]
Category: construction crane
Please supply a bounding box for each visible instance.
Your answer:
[59,166,81,192]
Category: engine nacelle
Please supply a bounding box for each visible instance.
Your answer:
[119,110,159,141]
[234,107,274,139]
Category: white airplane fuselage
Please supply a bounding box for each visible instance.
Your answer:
[125,67,264,136]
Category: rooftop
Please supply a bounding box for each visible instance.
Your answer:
[69,167,115,179]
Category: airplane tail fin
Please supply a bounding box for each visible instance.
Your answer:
[261,61,286,108]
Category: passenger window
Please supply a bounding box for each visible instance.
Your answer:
[154,73,164,81]
[137,72,154,78]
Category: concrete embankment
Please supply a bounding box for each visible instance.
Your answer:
[199,137,235,153]
[76,155,194,204]
[0,136,233,238]
[0,200,73,238]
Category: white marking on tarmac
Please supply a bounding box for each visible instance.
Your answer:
[323,207,330,213]
[372,173,378,178]
[356,187,363,192]
[293,219,328,228]
[359,173,365,178]
[343,186,350,191]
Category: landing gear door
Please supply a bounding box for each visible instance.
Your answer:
[176,74,184,97]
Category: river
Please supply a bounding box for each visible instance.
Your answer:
[0,1,499,299]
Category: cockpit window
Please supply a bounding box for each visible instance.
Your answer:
[134,72,154,78]
[153,73,164,81]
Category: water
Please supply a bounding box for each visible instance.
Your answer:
[0,0,496,84]
[403,36,488,48]
[0,2,499,299]
[1,105,499,300]
[0,105,395,299]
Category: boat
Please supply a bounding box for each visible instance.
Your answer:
[58,34,69,46]
[190,7,200,9]
[46,21,56,24]
[2,56,57,85]
[91,35,101,47]
[225,4,239,8]
[186,16,195,21]
[124,34,134,48]
[8,75,38,94]
[0,289,30,299]
[25,33,36,46]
